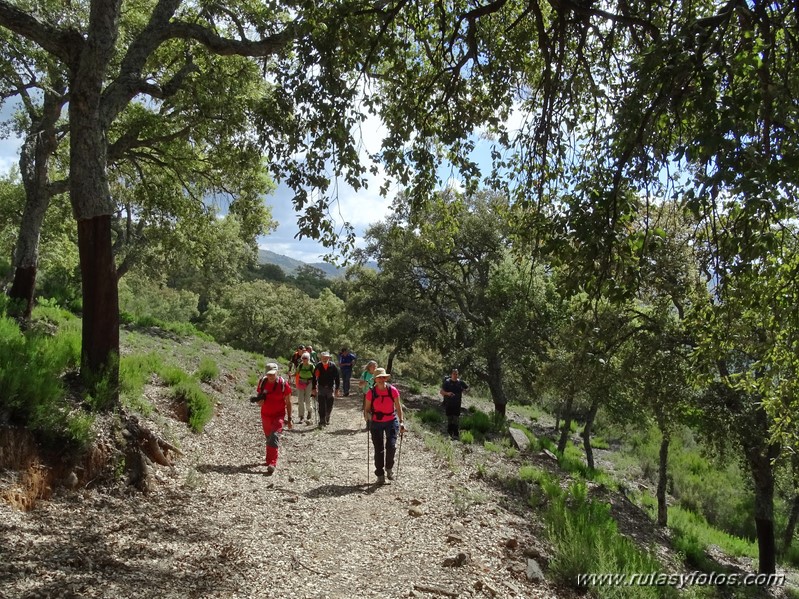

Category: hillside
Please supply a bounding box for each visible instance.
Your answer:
[257,248,378,278]
[0,327,796,599]
[257,248,345,278]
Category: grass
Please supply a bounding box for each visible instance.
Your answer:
[197,357,220,382]
[422,431,456,470]
[171,379,213,433]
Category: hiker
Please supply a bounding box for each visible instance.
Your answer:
[359,360,378,428]
[312,351,340,427]
[305,345,318,364]
[255,362,293,475]
[440,368,469,440]
[294,352,316,424]
[364,368,405,484]
[288,344,304,375]
[338,347,357,396]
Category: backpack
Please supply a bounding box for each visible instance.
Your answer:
[369,384,396,421]
[256,375,287,400]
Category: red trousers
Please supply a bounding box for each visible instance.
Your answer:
[261,413,285,466]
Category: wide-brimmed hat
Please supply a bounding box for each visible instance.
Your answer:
[373,368,390,379]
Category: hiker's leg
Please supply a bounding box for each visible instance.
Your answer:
[385,420,399,470]
[371,424,385,476]
[265,416,283,466]
[342,368,351,395]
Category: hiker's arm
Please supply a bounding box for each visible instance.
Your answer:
[363,394,372,422]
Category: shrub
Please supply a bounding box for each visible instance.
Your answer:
[197,357,220,383]
[158,365,190,386]
[172,379,213,433]
[546,481,668,598]
[418,407,444,425]
[461,408,493,434]
[460,430,474,444]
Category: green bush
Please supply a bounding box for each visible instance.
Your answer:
[460,430,475,444]
[418,407,444,425]
[120,352,163,414]
[0,314,86,446]
[158,365,190,386]
[461,408,493,434]
[197,357,220,382]
[172,379,213,433]
[546,481,669,598]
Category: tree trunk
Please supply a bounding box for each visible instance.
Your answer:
[557,394,574,454]
[485,347,507,417]
[581,399,599,470]
[8,77,64,318]
[784,496,799,552]
[386,347,398,374]
[748,446,779,574]
[783,454,799,552]
[69,10,122,400]
[657,432,670,527]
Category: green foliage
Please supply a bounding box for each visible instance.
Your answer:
[417,407,444,426]
[119,352,162,415]
[158,365,190,387]
[171,379,213,433]
[546,482,668,598]
[614,426,755,539]
[196,357,220,383]
[119,273,199,324]
[461,408,494,435]
[0,314,87,446]
[459,430,474,444]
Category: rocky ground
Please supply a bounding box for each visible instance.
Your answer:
[0,373,571,599]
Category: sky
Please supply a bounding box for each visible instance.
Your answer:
[0,104,502,265]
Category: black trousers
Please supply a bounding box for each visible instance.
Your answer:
[317,388,334,425]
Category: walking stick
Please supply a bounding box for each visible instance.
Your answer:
[395,425,404,481]
[366,423,370,485]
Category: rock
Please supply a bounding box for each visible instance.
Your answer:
[446,534,463,544]
[410,498,423,506]
[526,559,545,582]
[542,448,558,461]
[505,538,518,550]
[474,579,501,597]
[450,523,466,534]
[409,506,424,517]
[508,427,531,451]
[442,552,471,567]
[64,471,79,489]
[522,546,542,559]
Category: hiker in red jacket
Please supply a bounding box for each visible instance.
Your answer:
[256,363,293,475]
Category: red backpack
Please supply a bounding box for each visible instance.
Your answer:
[369,384,396,422]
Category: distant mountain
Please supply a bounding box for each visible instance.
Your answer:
[257,249,347,278]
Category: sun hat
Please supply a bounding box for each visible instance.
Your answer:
[373,367,390,379]
[265,362,279,375]
[320,351,331,357]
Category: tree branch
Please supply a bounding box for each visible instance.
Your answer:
[0,1,83,66]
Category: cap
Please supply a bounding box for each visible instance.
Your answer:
[320,351,331,358]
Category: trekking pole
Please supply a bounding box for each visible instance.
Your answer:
[366,423,370,485]
[395,425,404,481]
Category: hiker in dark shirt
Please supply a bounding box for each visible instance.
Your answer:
[440,368,469,440]
[338,347,357,396]
[312,351,340,427]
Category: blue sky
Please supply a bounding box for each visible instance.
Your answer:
[0,106,501,265]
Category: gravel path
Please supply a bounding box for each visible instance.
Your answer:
[0,382,563,599]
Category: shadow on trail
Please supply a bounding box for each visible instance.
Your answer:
[304,482,378,498]
[195,462,266,476]
[328,427,367,436]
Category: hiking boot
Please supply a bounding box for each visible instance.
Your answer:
[386,469,394,480]
[306,412,312,421]
[375,474,385,485]
[266,465,275,476]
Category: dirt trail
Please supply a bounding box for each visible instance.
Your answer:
[0,385,560,599]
